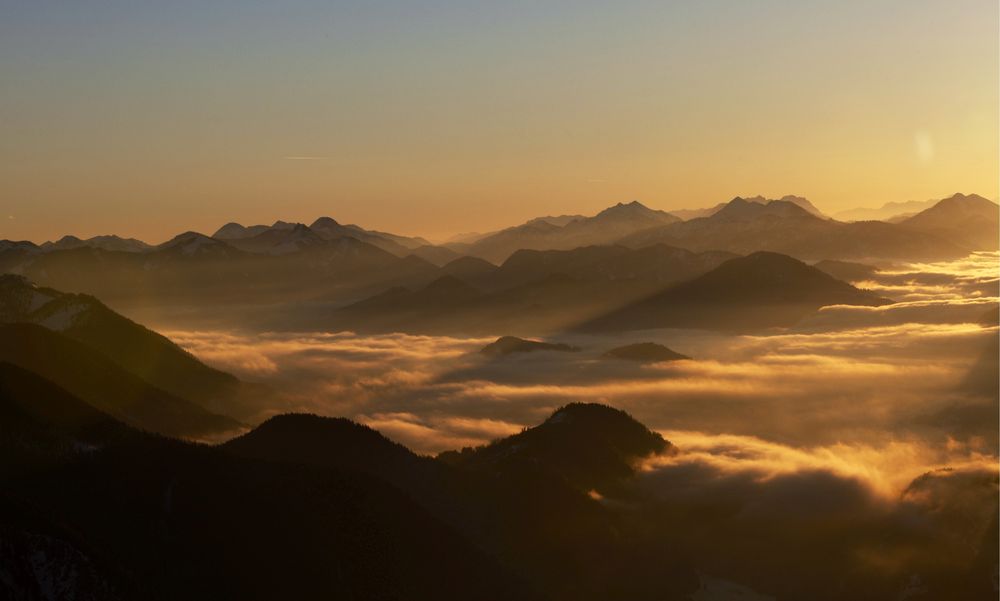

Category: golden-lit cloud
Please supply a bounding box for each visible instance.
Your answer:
[162,254,996,457]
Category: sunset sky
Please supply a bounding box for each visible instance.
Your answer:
[2,0,997,243]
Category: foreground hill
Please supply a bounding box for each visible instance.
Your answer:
[2,372,995,601]
[227,405,693,600]
[0,362,139,475]
[0,323,240,439]
[442,403,672,493]
[581,252,891,331]
[0,383,533,601]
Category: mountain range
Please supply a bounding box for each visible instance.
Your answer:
[832,198,941,222]
[669,195,827,220]
[333,249,891,335]
[578,252,891,331]
[0,192,994,334]
[445,201,681,263]
[616,194,993,261]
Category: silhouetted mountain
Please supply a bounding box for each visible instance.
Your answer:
[603,342,690,362]
[0,411,534,601]
[0,324,239,439]
[443,403,671,493]
[456,201,680,263]
[8,229,438,319]
[619,197,969,261]
[212,217,436,259]
[812,259,879,282]
[3,387,991,601]
[898,193,999,250]
[440,255,500,283]
[0,274,250,413]
[833,198,939,222]
[156,231,243,259]
[223,223,328,255]
[212,220,290,239]
[328,244,739,335]
[343,222,433,249]
[407,244,462,266]
[349,275,480,310]
[480,336,580,356]
[671,195,826,221]
[224,413,422,477]
[582,252,891,331]
[0,240,40,271]
[0,362,139,475]
[41,234,151,253]
[492,244,736,290]
[310,216,437,257]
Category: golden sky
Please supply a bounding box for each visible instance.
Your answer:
[2,1,997,243]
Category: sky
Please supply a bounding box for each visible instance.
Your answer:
[1,0,997,244]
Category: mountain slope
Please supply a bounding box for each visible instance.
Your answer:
[329,244,739,335]
[671,195,826,221]
[0,362,140,475]
[480,336,580,356]
[0,323,240,439]
[619,197,969,261]
[0,274,248,411]
[581,252,891,331]
[0,412,536,601]
[833,198,939,222]
[898,193,999,250]
[41,235,151,253]
[458,201,680,263]
[442,403,671,493]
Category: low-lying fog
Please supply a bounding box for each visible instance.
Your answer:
[165,253,998,502]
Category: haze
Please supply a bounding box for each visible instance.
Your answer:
[1,3,998,600]
[2,0,998,243]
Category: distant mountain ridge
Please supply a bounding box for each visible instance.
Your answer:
[41,234,151,253]
[618,194,982,261]
[833,198,940,222]
[330,243,741,335]
[580,251,892,331]
[670,195,826,220]
[449,201,681,263]
[898,193,998,250]
[1,193,992,333]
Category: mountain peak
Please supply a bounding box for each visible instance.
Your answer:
[481,336,580,356]
[447,402,672,492]
[158,231,230,256]
[598,200,651,216]
[714,197,815,221]
[311,216,340,228]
